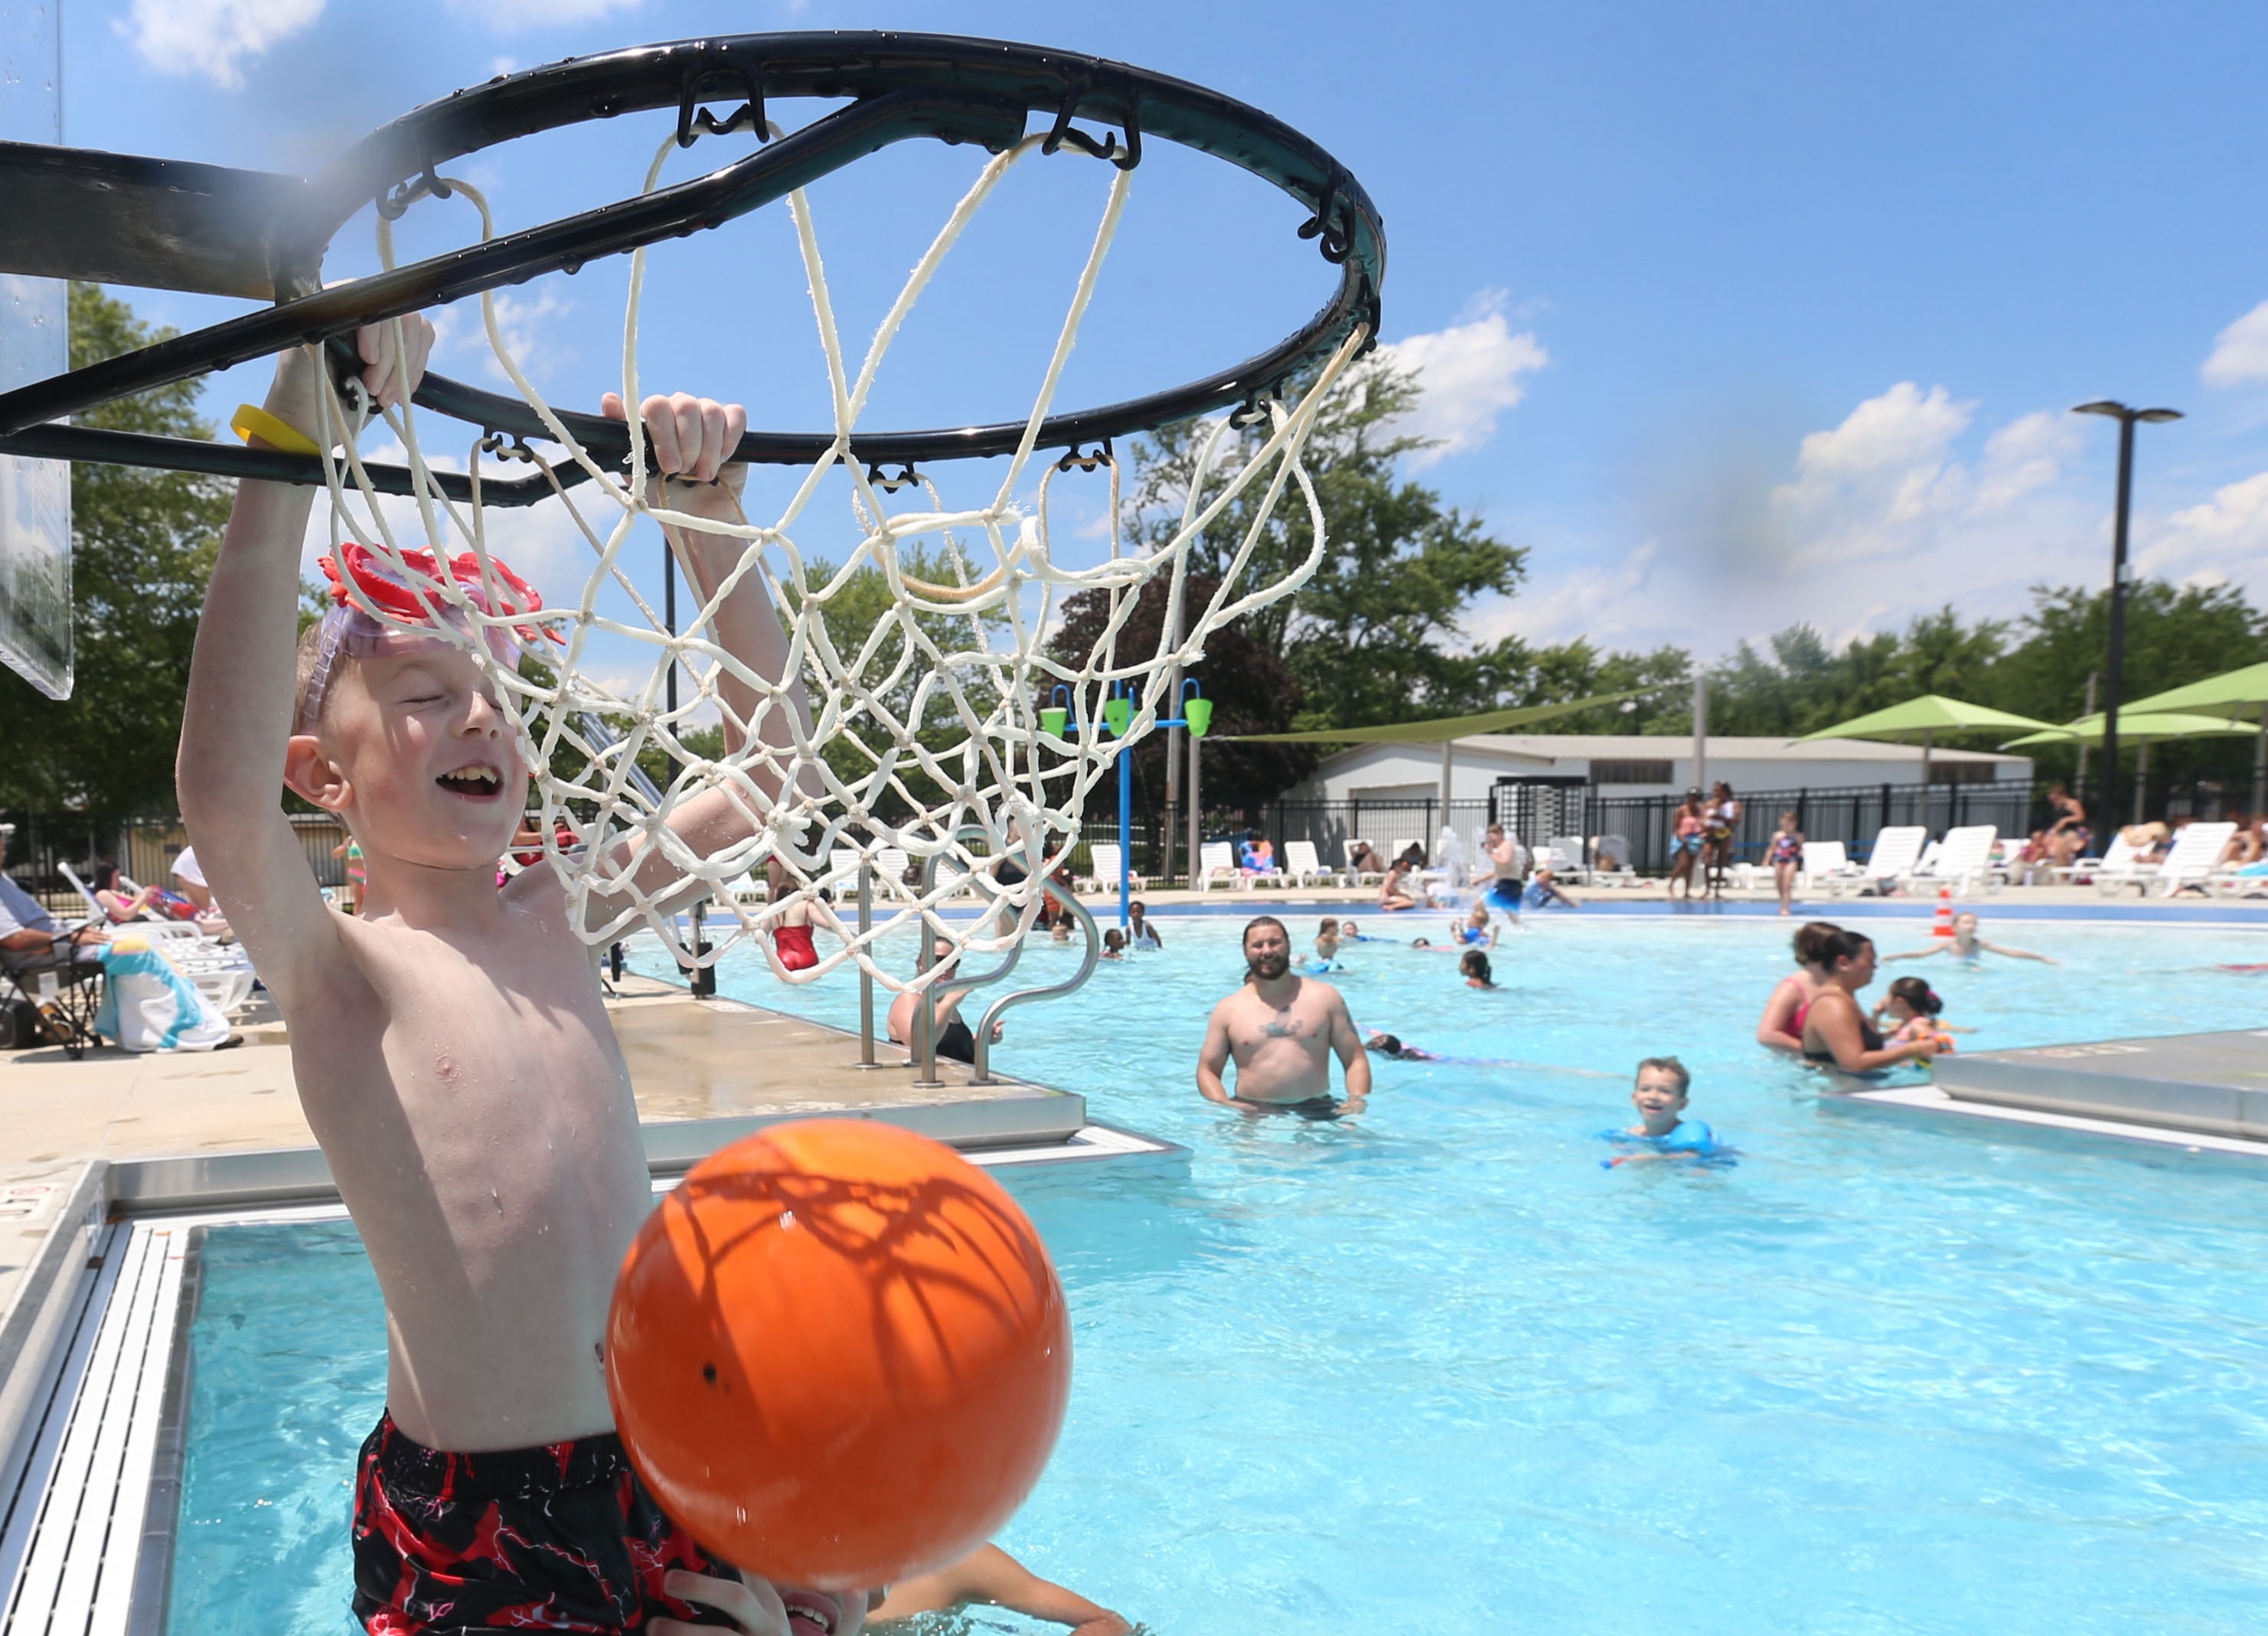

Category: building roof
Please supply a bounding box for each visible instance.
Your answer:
[1315,733,2028,770]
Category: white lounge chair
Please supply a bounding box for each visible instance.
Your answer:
[1343,840,1384,886]
[1591,834,1639,886]
[1197,842,1238,892]
[1849,826,1928,893]
[1389,838,1420,867]
[2058,831,2144,893]
[1799,841,1858,895]
[1908,825,1999,896]
[1085,843,1146,893]
[1282,841,1331,888]
[1544,835,1592,886]
[2154,821,2237,897]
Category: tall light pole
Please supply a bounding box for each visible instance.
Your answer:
[2071,400,2181,832]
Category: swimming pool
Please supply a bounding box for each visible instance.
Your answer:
[168,910,2268,1633]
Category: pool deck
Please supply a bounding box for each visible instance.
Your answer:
[1056,879,2268,924]
[0,972,1144,1351]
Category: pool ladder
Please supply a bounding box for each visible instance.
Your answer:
[879,830,1100,1087]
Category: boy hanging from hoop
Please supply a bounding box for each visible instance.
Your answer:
[179,322,875,1636]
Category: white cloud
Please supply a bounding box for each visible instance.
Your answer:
[1772,382,1973,524]
[117,0,323,90]
[1974,410,2077,510]
[1475,542,1663,648]
[1376,295,1549,468]
[445,0,644,28]
[1496,383,2127,655]
[427,289,576,389]
[2202,299,2268,386]
[2143,470,2268,583]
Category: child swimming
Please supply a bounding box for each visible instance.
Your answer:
[1297,916,1345,971]
[179,322,863,1631]
[1881,910,2058,966]
[1874,975,1969,1052]
[1455,900,1496,947]
[1600,1056,1726,1166]
[1363,1030,1444,1061]
[1459,949,1497,989]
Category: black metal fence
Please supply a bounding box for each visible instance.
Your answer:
[8,771,2255,906]
[1583,783,2038,877]
[1043,786,2041,886]
[0,811,349,912]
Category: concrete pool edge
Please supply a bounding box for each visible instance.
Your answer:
[0,1114,1182,1634]
[1820,1079,2268,1166]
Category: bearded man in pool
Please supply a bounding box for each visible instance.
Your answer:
[1196,916,1371,1118]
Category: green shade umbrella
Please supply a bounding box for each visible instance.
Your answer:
[1999,711,2258,748]
[2122,661,2268,717]
[2120,665,2268,813]
[1795,694,2059,782]
[2001,711,2259,820]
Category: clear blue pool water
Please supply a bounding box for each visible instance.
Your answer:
[171,909,2268,1634]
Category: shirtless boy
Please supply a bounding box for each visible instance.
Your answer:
[178,321,860,1635]
[1196,916,1370,1118]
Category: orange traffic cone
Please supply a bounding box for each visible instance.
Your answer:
[1930,887,1955,937]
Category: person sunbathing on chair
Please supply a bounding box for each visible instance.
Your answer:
[0,835,103,961]
[90,863,163,924]
[0,834,106,1043]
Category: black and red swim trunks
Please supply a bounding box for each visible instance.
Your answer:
[351,1412,738,1634]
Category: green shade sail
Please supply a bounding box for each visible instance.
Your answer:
[2122,661,2268,716]
[1794,694,2059,743]
[1214,686,1656,745]
[2000,711,2260,749]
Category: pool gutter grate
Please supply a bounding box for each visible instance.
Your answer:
[0,1227,184,1636]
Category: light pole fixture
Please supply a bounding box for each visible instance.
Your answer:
[2071,400,2182,832]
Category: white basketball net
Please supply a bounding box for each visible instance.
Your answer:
[305,121,1364,991]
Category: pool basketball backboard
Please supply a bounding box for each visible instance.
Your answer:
[0,1,68,700]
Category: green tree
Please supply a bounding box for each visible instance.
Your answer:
[1122,358,1532,729]
[774,543,1012,813]
[1704,608,2010,739]
[0,285,232,813]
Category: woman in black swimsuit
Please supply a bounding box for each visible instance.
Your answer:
[886,936,1003,1065]
[1800,927,1940,1074]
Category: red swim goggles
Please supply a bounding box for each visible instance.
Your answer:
[316,542,564,649]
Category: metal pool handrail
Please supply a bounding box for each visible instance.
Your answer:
[969,881,1099,1086]
[906,829,1098,1086]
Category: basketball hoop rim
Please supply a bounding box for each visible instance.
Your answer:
[0,31,1384,498]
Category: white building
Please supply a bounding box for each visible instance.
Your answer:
[1278,734,2032,808]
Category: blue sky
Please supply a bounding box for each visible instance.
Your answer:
[48,0,2268,678]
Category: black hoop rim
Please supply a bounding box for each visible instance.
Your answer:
[0,31,1382,498]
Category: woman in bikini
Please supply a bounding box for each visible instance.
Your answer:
[1667,793,1705,900]
[1756,919,1839,1054]
[1767,808,1803,916]
[1800,926,1940,1074]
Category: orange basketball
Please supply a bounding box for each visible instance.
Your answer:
[605,1118,1072,1590]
